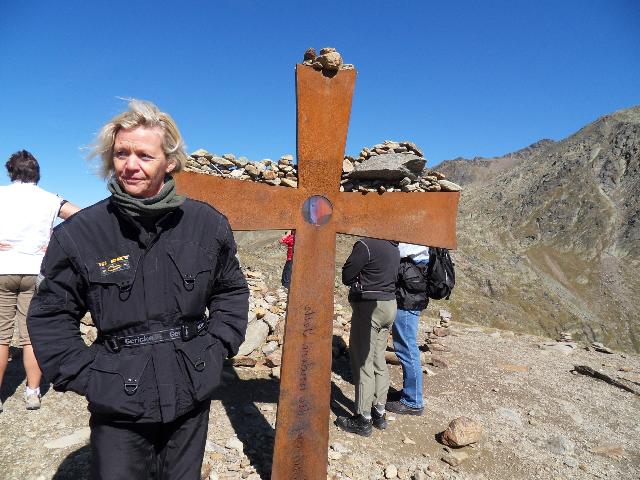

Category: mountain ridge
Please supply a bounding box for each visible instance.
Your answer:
[437,105,640,351]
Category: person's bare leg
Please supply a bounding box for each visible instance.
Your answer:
[22,345,42,389]
[0,344,9,391]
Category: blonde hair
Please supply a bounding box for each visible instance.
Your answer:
[91,99,188,178]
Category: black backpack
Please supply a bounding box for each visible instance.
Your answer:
[425,248,455,300]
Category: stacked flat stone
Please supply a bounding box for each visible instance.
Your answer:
[341,140,461,193]
[301,46,354,72]
[185,150,299,188]
[424,309,453,353]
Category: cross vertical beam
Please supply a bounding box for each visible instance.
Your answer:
[175,63,460,480]
[270,67,355,479]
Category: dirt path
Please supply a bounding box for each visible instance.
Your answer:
[1,319,638,479]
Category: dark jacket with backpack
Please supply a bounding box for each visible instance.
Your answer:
[396,259,429,311]
[396,247,456,310]
[342,238,400,302]
[27,197,249,424]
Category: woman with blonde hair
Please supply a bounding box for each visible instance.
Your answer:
[27,100,249,479]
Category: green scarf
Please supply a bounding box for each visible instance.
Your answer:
[108,176,186,218]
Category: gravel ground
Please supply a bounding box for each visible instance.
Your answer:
[1,318,638,480]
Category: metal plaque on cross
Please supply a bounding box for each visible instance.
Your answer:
[176,64,459,479]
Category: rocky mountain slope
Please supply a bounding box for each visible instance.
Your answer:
[433,105,640,352]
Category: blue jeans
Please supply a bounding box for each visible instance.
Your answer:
[392,308,423,409]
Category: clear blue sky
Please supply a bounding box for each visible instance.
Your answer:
[1,0,639,208]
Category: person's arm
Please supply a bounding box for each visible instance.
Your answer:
[341,240,370,286]
[26,231,94,395]
[284,235,295,248]
[279,231,292,245]
[58,200,81,220]
[0,241,11,251]
[208,220,250,358]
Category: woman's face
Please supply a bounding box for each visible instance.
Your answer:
[112,126,176,198]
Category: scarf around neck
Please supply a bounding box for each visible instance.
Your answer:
[108,175,185,218]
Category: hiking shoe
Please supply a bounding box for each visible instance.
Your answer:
[385,400,423,416]
[335,414,372,437]
[24,392,41,411]
[371,408,387,430]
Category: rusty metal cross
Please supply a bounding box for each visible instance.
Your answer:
[176,64,459,479]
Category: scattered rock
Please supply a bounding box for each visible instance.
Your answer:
[385,464,398,478]
[429,356,450,369]
[498,408,523,426]
[590,444,625,458]
[591,342,614,354]
[44,428,91,449]
[437,180,462,192]
[539,342,576,355]
[496,363,529,373]
[441,450,469,467]
[546,435,575,455]
[225,437,244,452]
[403,435,416,445]
[237,320,269,356]
[385,351,401,365]
[441,417,483,447]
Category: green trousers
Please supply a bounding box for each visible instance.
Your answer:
[349,299,397,415]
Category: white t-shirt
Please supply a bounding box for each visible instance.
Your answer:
[0,182,63,275]
[398,243,430,263]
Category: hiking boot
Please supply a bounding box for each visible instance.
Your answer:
[385,400,423,416]
[371,408,387,430]
[335,414,372,437]
[24,392,41,411]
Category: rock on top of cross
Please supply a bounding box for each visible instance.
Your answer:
[301,47,355,73]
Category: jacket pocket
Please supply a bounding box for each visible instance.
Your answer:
[86,252,143,331]
[86,351,151,419]
[167,241,215,315]
[175,333,224,402]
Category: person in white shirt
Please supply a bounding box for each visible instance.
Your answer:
[0,150,79,411]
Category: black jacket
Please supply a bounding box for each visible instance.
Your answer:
[342,238,400,302]
[396,258,429,311]
[27,197,249,423]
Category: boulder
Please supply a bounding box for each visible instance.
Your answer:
[438,179,462,192]
[349,153,426,181]
[441,417,483,447]
[237,320,269,356]
[316,48,343,71]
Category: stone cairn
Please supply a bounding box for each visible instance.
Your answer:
[184,140,462,194]
[426,309,453,352]
[557,331,615,354]
[558,331,574,343]
[301,46,354,72]
[185,152,299,188]
[419,309,454,370]
[341,140,461,193]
